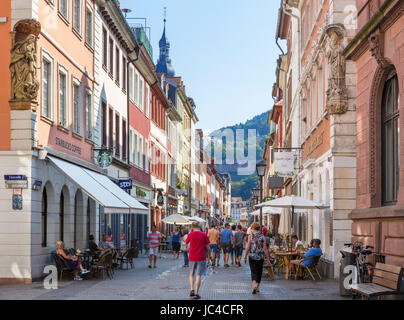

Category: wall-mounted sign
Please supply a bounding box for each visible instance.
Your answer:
[12,194,23,210]
[6,180,28,189]
[274,152,295,177]
[306,132,324,158]
[4,175,26,181]
[97,150,112,168]
[268,176,285,189]
[55,137,82,155]
[136,187,147,198]
[119,180,132,190]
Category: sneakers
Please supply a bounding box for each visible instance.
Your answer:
[74,276,83,281]
[81,269,90,275]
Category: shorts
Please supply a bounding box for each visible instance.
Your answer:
[209,244,218,253]
[221,242,232,254]
[235,244,243,257]
[172,242,180,252]
[149,247,158,256]
[189,261,207,276]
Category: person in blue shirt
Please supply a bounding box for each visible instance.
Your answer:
[172,227,182,260]
[219,223,235,268]
[291,239,322,279]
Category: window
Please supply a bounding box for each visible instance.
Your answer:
[139,77,144,111]
[134,72,139,105]
[122,119,127,161]
[108,108,113,149]
[115,47,120,85]
[312,76,317,124]
[128,65,134,101]
[307,87,311,131]
[72,0,82,35]
[41,189,47,248]
[318,67,324,115]
[102,101,107,147]
[129,130,133,163]
[134,134,138,166]
[59,0,69,21]
[382,75,400,206]
[58,67,69,128]
[42,52,53,120]
[115,113,120,157]
[109,38,114,76]
[138,135,143,169]
[102,28,107,68]
[145,141,149,172]
[122,57,127,91]
[145,84,150,117]
[85,89,92,140]
[85,5,93,46]
[73,81,81,134]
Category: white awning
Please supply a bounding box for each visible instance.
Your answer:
[48,156,148,215]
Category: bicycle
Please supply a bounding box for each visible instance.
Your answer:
[343,242,375,284]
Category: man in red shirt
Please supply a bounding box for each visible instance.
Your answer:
[186,221,211,300]
[262,226,268,237]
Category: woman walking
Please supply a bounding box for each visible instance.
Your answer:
[244,223,271,294]
[182,229,190,267]
[172,227,182,259]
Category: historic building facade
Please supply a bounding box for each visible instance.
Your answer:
[344,0,404,268]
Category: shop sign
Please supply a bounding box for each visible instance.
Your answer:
[97,150,113,168]
[120,234,126,247]
[12,189,23,210]
[119,180,132,190]
[157,191,164,207]
[6,180,28,189]
[268,176,285,189]
[4,175,26,180]
[274,152,295,177]
[136,187,147,198]
[306,132,324,158]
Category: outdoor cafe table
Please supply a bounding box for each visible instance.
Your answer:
[273,251,305,280]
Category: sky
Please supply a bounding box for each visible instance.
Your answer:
[119,0,285,132]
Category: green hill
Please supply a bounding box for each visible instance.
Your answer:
[207,111,270,200]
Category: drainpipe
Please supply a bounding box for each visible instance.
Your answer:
[281,0,302,196]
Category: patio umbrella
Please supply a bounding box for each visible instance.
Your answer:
[278,208,291,237]
[186,216,206,223]
[249,206,282,216]
[257,196,329,249]
[161,214,191,225]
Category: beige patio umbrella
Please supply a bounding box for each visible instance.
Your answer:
[186,216,206,223]
[161,214,192,225]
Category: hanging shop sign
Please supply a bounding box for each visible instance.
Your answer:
[32,180,42,191]
[157,191,164,207]
[274,152,295,177]
[136,187,147,198]
[97,150,113,168]
[268,176,285,189]
[119,180,132,190]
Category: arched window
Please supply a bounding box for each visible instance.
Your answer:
[382,74,400,206]
[41,189,47,248]
[59,192,64,241]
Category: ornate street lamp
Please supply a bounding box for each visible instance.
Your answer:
[256,160,267,227]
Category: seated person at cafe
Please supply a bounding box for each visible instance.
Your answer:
[56,241,89,280]
[99,234,112,250]
[291,235,304,251]
[89,234,102,254]
[291,239,322,279]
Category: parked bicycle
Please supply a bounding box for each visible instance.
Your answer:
[343,242,374,284]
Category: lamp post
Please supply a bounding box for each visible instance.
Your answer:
[256,160,267,227]
[252,188,259,223]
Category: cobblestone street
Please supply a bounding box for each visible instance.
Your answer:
[0,254,346,300]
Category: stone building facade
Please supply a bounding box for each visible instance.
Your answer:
[344,0,404,268]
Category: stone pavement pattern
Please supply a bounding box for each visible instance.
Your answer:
[0,254,346,300]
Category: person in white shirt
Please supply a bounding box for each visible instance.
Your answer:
[181,229,189,267]
[291,235,304,250]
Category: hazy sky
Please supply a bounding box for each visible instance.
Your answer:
[119,0,285,131]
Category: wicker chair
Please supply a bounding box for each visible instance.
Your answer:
[294,255,322,280]
[91,251,113,280]
[53,253,75,281]
[118,247,136,269]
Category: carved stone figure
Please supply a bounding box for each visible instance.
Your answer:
[325,31,348,114]
[9,19,41,102]
[369,33,390,69]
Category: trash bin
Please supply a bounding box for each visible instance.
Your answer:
[339,249,357,296]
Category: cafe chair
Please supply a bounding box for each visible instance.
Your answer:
[294,255,322,281]
[118,247,136,270]
[264,258,276,280]
[52,253,75,281]
[91,251,113,280]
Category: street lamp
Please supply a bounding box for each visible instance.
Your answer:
[256,160,267,227]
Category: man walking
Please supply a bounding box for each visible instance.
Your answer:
[234,225,245,267]
[147,225,161,269]
[207,225,219,267]
[186,221,211,300]
[219,223,235,268]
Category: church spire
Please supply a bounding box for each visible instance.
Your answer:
[156,7,175,77]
